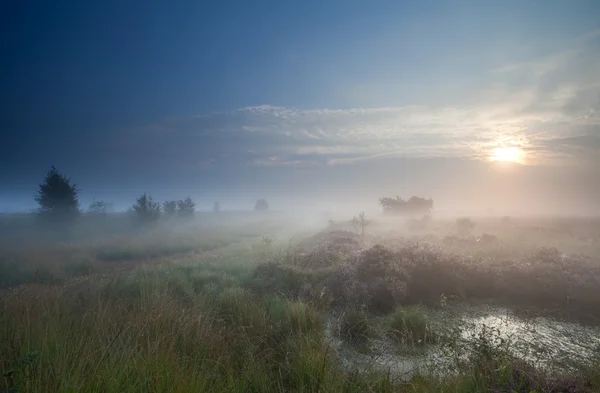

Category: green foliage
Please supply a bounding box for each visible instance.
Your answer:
[1,216,600,392]
[339,307,372,343]
[2,351,38,392]
[34,166,80,224]
[87,199,109,215]
[162,200,177,218]
[176,196,195,218]
[379,196,433,216]
[131,193,161,225]
[388,306,435,345]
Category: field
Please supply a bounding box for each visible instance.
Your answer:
[1,212,600,392]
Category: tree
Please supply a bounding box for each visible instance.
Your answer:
[379,196,433,217]
[34,166,80,223]
[254,199,268,212]
[131,193,161,225]
[352,212,369,239]
[213,202,220,213]
[88,199,109,215]
[163,200,177,218]
[177,196,195,218]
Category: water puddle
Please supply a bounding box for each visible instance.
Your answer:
[324,304,600,379]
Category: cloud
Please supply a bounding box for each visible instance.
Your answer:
[116,30,599,171]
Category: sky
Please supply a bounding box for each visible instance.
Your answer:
[1,0,600,214]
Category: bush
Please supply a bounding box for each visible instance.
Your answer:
[177,197,195,218]
[88,199,109,215]
[162,200,177,218]
[131,193,161,226]
[388,305,435,344]
[328,245,408,313]
[34,166,80,226]
[379,196,433,216]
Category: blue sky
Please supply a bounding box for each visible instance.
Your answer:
[2,1,600,213]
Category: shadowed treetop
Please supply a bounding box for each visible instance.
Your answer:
[34,166,80,222]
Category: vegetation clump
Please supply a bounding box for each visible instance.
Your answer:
[388,305,436,345]
[327,245,408,313]
[34,166,80,226]
[379,196,433,216]
[131,193,161,226]
[338,307,372,343]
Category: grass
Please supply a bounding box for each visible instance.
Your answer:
[338,307,372,343]
[1,214,599,392]
[388,305,437,345]
[1,261,599,392]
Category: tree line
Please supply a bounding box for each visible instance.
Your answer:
[33,166,269,227]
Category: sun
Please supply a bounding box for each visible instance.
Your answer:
[490,147,524,163]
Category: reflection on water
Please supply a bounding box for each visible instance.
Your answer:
[462,307,600,371]
[324,304,600,380]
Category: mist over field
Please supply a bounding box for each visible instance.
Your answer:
[2,1,600,392]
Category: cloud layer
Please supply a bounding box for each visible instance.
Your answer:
[122,30,599,171]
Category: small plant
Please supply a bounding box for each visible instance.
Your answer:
[339,307,372,343]
[388,306,435,345]
[162,200,177,218]
[352,212,369,239]
[2,351,39,392]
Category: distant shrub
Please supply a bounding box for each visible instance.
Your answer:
[88,199,109,216]
[351,212,369,238]
[379,196,433,217]
[131,193,161,226]
[456,217,476,235]
[162,200,177,218]
[176,197,196,218]
[34,166,80,225]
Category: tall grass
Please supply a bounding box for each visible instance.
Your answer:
[1,261,599,392]
[2,215,600,392]
[388,305,436,345]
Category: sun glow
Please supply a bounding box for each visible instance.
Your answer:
[490,147,524,163]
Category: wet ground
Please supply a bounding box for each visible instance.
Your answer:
[324,304,600,380]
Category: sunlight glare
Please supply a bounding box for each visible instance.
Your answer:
[490,147,524,163]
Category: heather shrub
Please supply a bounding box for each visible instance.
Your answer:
[292,230,362,269]
[328,245,408,313]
